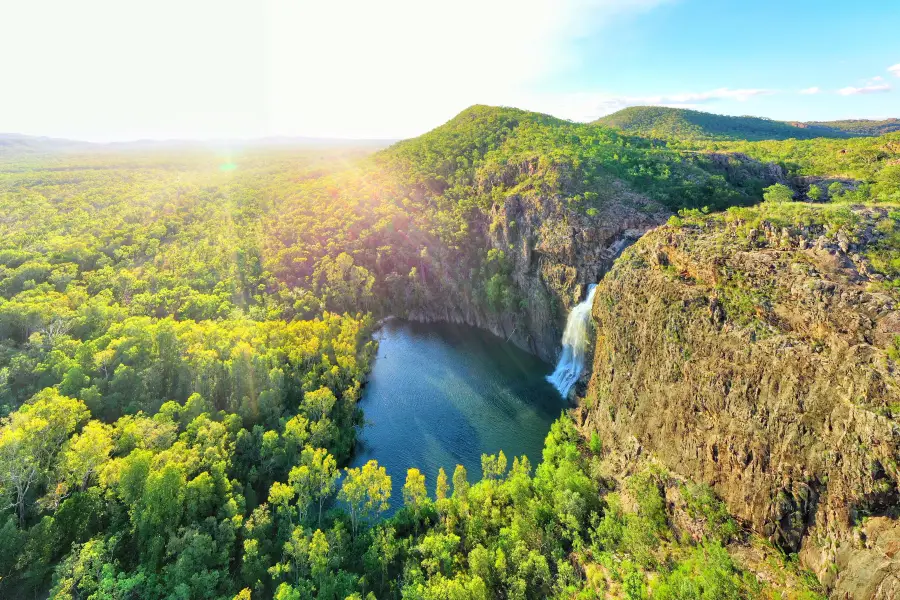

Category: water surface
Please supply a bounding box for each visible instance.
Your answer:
[350,319,562,506]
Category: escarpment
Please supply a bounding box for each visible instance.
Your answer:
[403,163,670,363]
[579,203,900,598]
[481,176,668,362]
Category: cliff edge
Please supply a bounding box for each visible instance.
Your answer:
[582,202,900,598]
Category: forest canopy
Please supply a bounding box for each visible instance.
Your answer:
[3,104,893,598]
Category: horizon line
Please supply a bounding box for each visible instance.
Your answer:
[2,104,898,145]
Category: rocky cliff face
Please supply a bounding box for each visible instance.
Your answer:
[579,204,900,598]
[485,177,669,362]
[407,166,670,363]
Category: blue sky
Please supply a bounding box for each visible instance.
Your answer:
[548,0,900,122]
[0,0,897,141]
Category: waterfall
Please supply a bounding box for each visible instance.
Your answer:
[547,284,597,398]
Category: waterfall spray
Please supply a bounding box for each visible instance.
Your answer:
[547,284,597,398]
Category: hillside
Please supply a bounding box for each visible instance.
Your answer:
[683,132,900,206]
[595,106,900,142]
[0,133,93,157]
[593,106,849,141]
[0,106,794,598]
[802,118,900,137]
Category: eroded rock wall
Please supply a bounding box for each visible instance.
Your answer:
[407,170,669,363]
[580,206,900,597]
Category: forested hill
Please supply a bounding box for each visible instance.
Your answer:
[0,133,93,157]
[799,118,900,137]
[594,105,898,141]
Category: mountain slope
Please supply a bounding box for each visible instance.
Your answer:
[595,106,900,142]
[802,118,900,137]
[593,106,849,141]
[0,133,93,157]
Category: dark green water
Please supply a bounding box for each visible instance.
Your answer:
[350,319,563,509]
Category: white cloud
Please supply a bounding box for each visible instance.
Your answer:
[838,84,892,96]
[889,64,900,77]
[799,87,821,95]
[0,0,677,141]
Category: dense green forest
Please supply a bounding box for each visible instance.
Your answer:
[594,106,900,142]
[4,104,899,598]
[800,118,900,137]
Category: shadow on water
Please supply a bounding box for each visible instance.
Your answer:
[349,319,564,515]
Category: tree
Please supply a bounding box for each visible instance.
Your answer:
[58,421,114,494]
[308,529,329,591]
[48,537,111,598]
[134,463,186,568]
[311,253,375,313]
[268,481,298,526]
[417,531,461,577]
[807,184,823,201]
[274,582,303,600]
[403,468,428,528]
[434,467,450,523]
[303,387,337,422]
[828,181,845,200]
[762,183,794,203]
[0,390,89,525]
[339,460,391,537]
[452,465,469,502]
[283,414,310,460]
[481,451,507,480]
[364,524,398,589]
[435,467,449,501]
[623,562,647,600]
[289,447,339,527]
[279,525,310,585]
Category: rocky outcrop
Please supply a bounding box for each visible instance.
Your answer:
[580,204,900,598]
[485,178,668,362]
[406,166,669,363]
[701,151,790,187]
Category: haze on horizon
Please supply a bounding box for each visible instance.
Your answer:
[2,0,899,143]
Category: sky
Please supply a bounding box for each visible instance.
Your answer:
[1,0,898,141]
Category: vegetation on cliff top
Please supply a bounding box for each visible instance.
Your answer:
[671,200,900,318]
[683,133,900,204]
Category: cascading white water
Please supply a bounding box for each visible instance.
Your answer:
[547,284,597,398]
